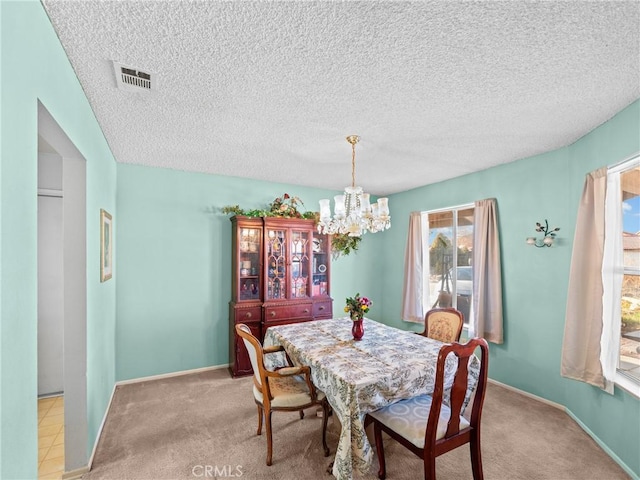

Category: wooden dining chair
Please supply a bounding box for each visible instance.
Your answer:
[367,338,489,480]
[418,308,464,343]
[235,323,330,466]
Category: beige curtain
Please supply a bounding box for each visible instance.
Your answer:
[561,168,607,389]
[402,212,424,323]
[471,199,503,343]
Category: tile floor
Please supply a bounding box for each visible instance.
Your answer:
[38,395,64,480]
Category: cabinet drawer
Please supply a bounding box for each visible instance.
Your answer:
[313,300,333,318]
[264,303,313,323]
[234,306,262,323]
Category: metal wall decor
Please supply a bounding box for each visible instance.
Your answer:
[526,219,559,248]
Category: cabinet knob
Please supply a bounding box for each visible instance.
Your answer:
[303,309,309,314]
[270,311,276,317]
[244,312,252,319]
[318,306,324,311]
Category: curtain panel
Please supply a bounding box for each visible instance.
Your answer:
[561,167,608,390]
[562,166,624,394]
[401,212,424,323]
[472,199,504,344]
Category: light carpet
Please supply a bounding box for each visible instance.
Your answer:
[82,369,630,480]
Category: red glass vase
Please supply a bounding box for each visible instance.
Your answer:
[351,318,365,341]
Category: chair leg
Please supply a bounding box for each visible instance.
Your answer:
[256,405,263,435]
[373,422,386,480]
[321,400,330,457]
[364,415,373,428]
[423,455,436,480]
[299,410,305,420]
[265,410,274,466]
[470,430,484,480]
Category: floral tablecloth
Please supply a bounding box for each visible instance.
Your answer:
[263,318,480,480]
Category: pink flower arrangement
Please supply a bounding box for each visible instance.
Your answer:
[344,293,372,321]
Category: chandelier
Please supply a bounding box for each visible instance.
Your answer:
[317,135,391,237]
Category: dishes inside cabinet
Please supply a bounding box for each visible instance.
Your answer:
[313,237,322,253]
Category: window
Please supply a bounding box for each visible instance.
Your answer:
[618,162,640,384]
[421,205,474,325]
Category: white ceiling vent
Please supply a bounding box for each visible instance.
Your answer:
[112,61,155,92]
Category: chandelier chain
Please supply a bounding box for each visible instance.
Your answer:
[351,141,356,188]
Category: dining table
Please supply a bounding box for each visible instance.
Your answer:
[263,317,481,480]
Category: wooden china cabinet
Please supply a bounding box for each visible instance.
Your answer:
[229,216,332,377]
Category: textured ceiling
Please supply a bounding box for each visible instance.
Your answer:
[41,1,640,196]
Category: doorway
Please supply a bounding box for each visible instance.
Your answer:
[37,102,88,476]
[37,147,65,478]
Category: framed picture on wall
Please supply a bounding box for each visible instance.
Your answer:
[100,209,113,282]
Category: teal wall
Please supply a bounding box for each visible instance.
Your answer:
[115,165,382,380]
[0,1,117,478]
[115,103,639,474]
[381,100,640,476]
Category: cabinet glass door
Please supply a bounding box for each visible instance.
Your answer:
[290,229,310,298]
[239,227,261,301]
[266,227,311,300]
[312,234,330,296]
[266,229,287,300]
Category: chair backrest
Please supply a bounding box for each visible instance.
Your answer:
[235,323,265,389]
[424,308,464,343]
[427,338,489,446]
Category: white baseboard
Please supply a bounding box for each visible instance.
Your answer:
[488,378,638,480]
[115,363,229,386]
[87,382,118,471]
[62,466,89,480]
[488,378,564,410]
[565,409,639,480]
[86,364,229,472]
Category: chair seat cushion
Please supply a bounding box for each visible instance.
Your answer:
[369,394,470,448]
[253,375,326,408]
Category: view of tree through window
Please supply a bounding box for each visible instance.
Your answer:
[422,207,474,324]
[620,165,640,383]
